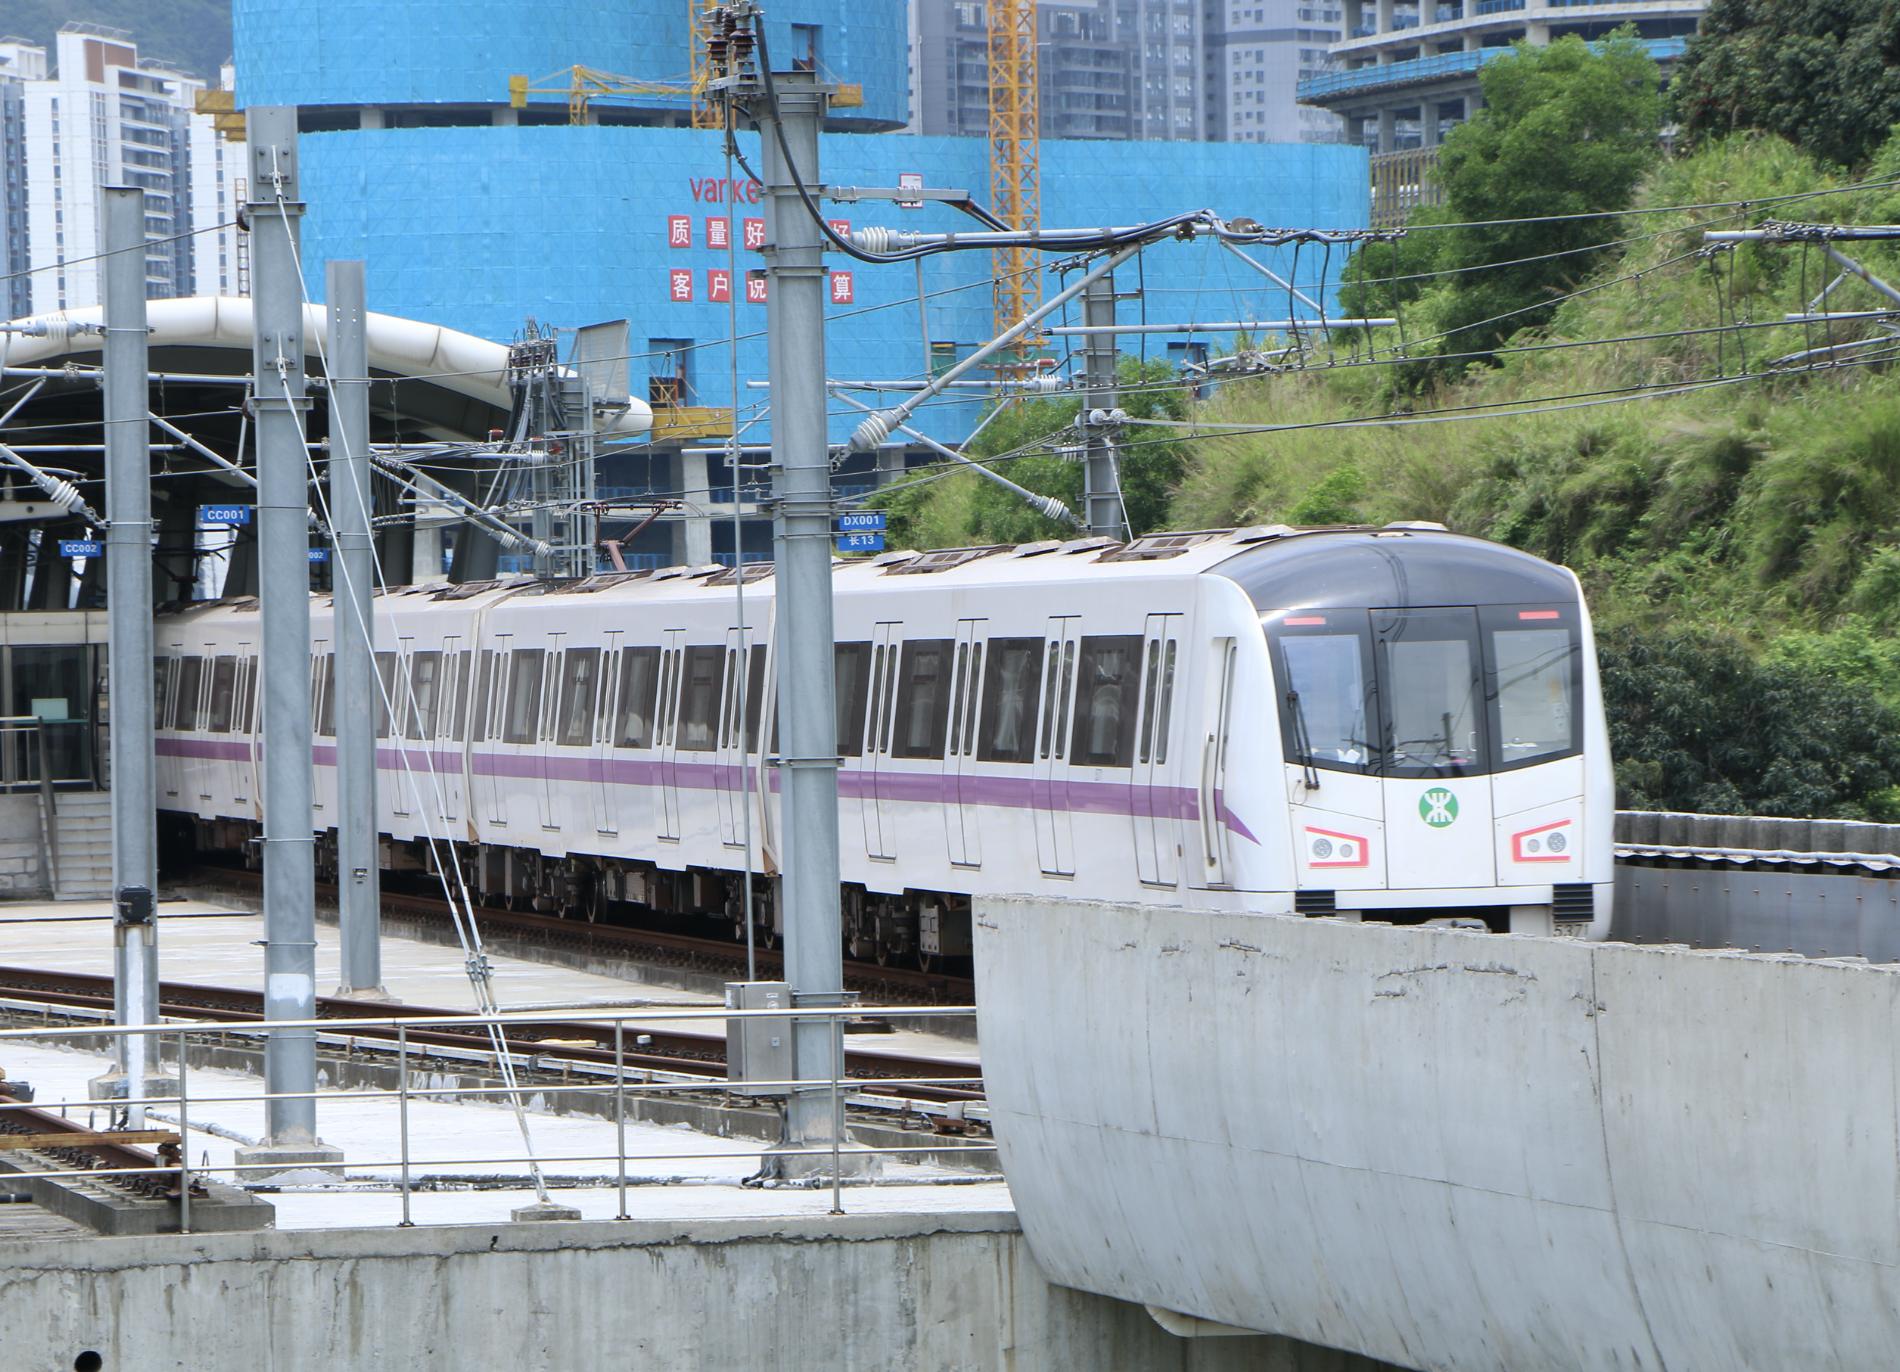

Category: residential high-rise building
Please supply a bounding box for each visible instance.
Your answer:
[912,0,1343,144]
[1204,2,1345,144]
[1297,0,1704,223]
[0,27,246,317]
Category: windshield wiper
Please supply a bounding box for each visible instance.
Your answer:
[1285,689,1321,791]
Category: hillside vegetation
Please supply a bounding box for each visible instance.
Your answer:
[881,93,1900,817]
[4,1,231,81]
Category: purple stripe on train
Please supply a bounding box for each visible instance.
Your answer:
[156,735,1257,843]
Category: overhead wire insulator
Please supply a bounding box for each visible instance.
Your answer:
[847,410,896,455]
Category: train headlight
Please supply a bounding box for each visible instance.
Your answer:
[1312,837,1333,859]
[1547,831,1566,853]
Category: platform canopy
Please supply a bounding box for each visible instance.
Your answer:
[0,296,651,607]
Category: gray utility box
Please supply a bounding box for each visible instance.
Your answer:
[724,980,794,1098]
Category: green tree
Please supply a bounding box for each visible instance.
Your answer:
[1670,0,1900,169]
[1346,31,1664,381]
[1598,625,1900,817]
[874,357,1190,549]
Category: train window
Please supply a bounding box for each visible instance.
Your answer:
[313,656,335,737]
[405,651,443,741]
[977,638,1042,763]
[1054,640,1076,759]
[1155,641,1177,765]
[1070,635,1142,768]
[614,647,662,748]
[472,652,496,743]
[1376,609,1484,779]
[678,646,725,752]
[205,657,236,733]
[891,639,954,760]
[1138,641,1160,764]
[502,649,545,745]
[1276,627,1376,773]
[235,660,255,735]
[174,657,204,731]
[868,643,886,752]
[450,651,473,741]
[962,643,982,755]
[557,648,601,747]
[1482,609,1581,770]
[883,645,900,750]
[373,652,399,738]
[744,647,768,754]
[721,648,741,749]
[834,642,871,758]
[154,659,174,730]
[658,651,679,747]
[1038,640,1060,760]
[948,643,968,756]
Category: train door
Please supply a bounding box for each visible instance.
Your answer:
[943,619,986,867]
[390,642,415,821]
[1193,638,1237,888]
[1033,617,1079,877]
[482,637,513,827]
[537,637,563,832]
[1134,614,1182,887]
[234,648,258,816]
[1374,608,1496,890]
[224,642,254,813]
[715,628,751,848]
[435,639,466,827]
[656,630,685,842]
[861,622,901,862]
[592,634,621,837]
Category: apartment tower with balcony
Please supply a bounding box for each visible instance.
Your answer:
[1,26,246,316]
[1298,0,1704,222]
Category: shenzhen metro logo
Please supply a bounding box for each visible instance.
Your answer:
[1419,789,1459,828]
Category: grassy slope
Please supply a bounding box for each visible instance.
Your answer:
[1172,135,1900,652]
[3,0,231,80]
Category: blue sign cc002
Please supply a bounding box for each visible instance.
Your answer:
[59,539,103,559]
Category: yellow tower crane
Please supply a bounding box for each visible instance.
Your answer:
[988,0,1043,351]
[689,0,725,129]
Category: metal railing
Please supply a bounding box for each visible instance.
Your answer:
[0,1002,992,1233]
[0,715,59,895]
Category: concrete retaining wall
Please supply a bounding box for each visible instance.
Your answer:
[0,1212,1388,1372]
[974,897,1900,1372]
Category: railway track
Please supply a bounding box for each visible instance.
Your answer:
[184,864,979,1007]
[0,1093,188,1201]
[0,966,985,1108]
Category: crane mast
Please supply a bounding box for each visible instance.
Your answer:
[988,0,1043,357]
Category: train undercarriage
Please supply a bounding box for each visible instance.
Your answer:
[170,815,975,971]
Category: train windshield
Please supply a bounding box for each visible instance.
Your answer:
[1269,605,1582,778]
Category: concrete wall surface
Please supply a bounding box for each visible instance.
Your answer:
[974,897,1900,1372]
[0,1210,1392,1371]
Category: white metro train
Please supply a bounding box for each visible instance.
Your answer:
[153,524,1615,962]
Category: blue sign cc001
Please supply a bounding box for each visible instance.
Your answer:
[200,504,252,525]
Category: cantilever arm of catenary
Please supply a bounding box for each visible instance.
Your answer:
[369,450,551,559]
[830,389,1078,528]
